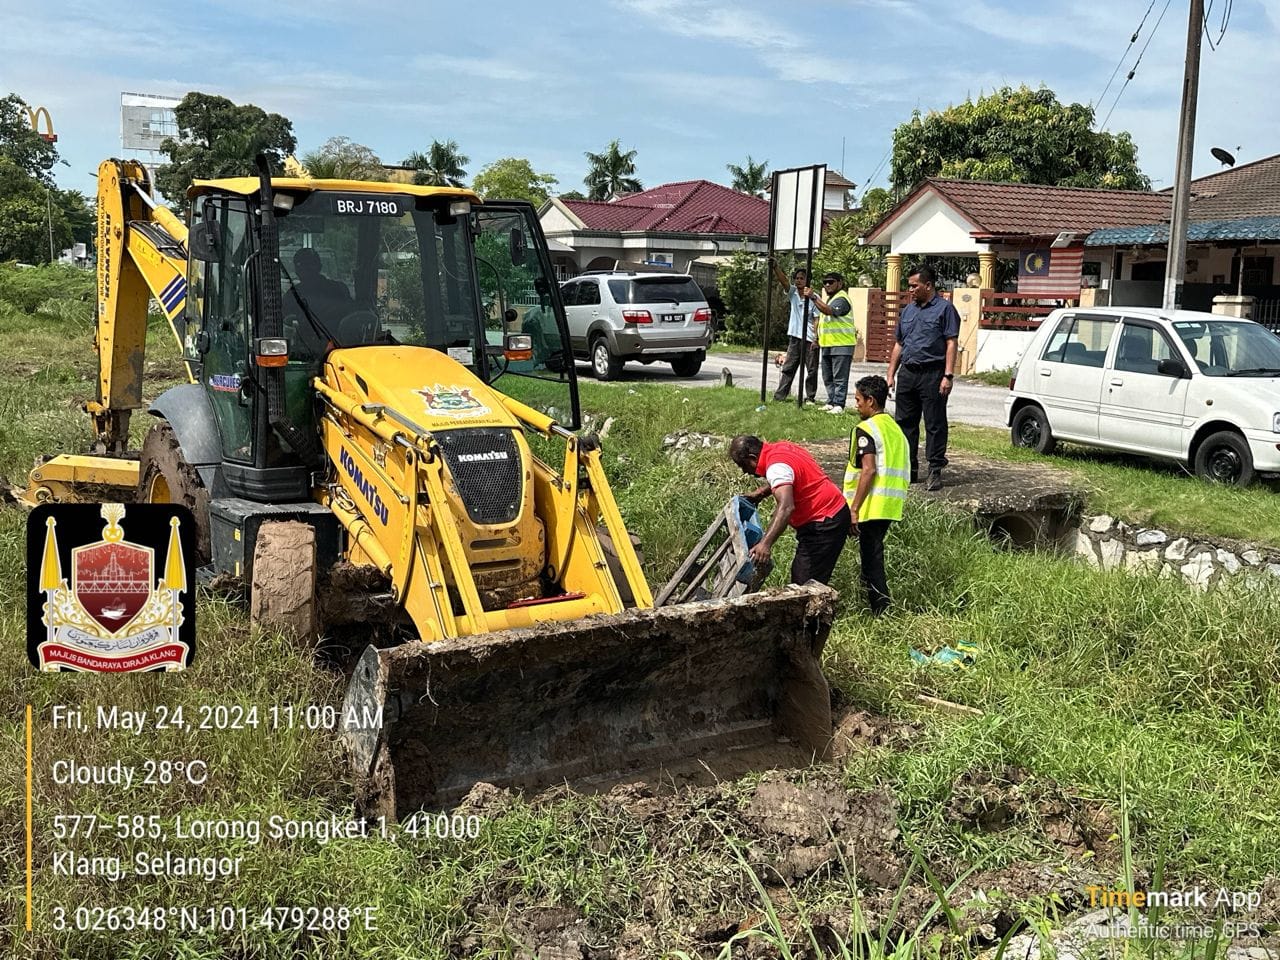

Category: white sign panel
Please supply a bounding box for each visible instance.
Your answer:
[771,165,826,252]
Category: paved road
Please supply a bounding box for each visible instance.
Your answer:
[575,349,1011,430]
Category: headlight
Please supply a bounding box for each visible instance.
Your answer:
[1273,413,1280,433]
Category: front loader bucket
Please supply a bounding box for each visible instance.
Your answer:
[343,583,837,818]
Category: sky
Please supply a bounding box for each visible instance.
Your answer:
[3,0,1279,200]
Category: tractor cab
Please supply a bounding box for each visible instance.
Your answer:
[183,177,578,499]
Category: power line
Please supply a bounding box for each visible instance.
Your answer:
[863,144,892,191]
[1096,0,1157,109]
[1101,0,1174,131]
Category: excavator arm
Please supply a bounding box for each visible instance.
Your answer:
[88,158,192,454]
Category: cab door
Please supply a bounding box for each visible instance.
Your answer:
[1097,319,1191,456]
[1033,312,1117,441]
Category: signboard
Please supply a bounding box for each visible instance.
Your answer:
[770,165,826,253]
[120,92,180,152]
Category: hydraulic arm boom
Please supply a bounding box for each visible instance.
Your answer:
[89,159,192,453]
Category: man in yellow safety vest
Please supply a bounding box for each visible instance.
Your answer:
[843,374,910,615]
[809,272,857,412]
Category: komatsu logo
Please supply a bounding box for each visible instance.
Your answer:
[456,451,509,463]
[339,448,389,525]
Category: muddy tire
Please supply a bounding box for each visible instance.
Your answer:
[1010,405,1056,456]
[250,521,319,642]
[137,422,211,562]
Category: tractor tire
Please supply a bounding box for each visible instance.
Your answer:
[1010,405,1057,456]
[670,354,703,377]
[591,337,623,381]
[1193,430,1255,487]
[250,521,319,643]
[137,422,212,563]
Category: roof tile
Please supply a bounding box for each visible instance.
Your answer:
[562,180,769,236]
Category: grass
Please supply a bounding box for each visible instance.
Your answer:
[3,282,1279,957]
[961,366,1016,388]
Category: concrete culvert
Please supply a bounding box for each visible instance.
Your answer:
[985,512,1044,550]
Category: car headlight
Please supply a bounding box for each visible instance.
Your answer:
[1273,412,1280,433]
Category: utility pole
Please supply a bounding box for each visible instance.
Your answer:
[1163,0,1205,310]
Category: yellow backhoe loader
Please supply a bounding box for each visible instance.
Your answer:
[24,157,837,817]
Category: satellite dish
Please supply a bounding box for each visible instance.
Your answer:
[1211,147,1236,167]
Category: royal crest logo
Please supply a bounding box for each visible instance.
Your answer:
[27,503,196,672]
[415,384,490,419]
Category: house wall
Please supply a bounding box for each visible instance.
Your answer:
[976,329,1038,372]
[540,206,579,233]
[889,197,988,256]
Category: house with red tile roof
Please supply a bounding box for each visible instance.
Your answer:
[863,155,1280,317]
[539,180,769,287]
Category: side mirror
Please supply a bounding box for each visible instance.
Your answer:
[1157,357,1189,378]
[509,227,526,266]
[188,221,219,263]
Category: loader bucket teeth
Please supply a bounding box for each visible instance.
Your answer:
[343,583,837,818]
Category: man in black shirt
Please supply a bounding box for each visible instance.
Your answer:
[886,264,961,491]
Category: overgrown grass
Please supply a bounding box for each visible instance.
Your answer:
[4,288,1279,957]
[961,366,1016,388]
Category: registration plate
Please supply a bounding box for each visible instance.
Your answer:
[660,313,684,323]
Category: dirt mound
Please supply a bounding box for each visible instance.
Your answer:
[946,766,1118,860]
[446,762,1121,958]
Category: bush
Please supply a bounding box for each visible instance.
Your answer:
[0,261,93,313]
[716,250,791,349]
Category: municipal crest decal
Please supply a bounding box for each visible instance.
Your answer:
[415,383,490,419]
[27,503,197,672]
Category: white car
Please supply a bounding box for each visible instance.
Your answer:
[1004,306,1280,486]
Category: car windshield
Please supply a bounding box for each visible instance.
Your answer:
[607,277,703,305]
[1172,319,1280,377]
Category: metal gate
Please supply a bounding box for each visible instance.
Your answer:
[865,289,910,362]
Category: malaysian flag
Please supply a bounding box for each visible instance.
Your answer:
[1017,246,1085,296]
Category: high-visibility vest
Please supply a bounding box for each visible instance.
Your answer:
[818,288,858,348]
[843,412,909,522]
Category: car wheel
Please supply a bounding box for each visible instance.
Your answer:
[1010,405,1057,455]
[591,337,622,381]
[670,355,702,377]
[1193,430,1254,486]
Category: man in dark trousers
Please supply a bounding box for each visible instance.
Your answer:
[769,262,818,403]
[886,264,960,491]
[844,375,909,615]
[730,435,851,585]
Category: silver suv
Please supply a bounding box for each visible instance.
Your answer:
[560,272,712,379]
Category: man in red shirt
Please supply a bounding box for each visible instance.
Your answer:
[730,435,851,585]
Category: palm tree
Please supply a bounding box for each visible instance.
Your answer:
[726,155,769,196]
[404,139,469,187]
[583,140,642,201]
[301,136,385,180]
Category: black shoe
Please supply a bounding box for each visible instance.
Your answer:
[926,471,943,491]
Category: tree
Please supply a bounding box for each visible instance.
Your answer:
[558,190,586,201]
[471,157,558,205]
[300,136,385,180]
[404,139,469,187]
[0,158,71,263]
[890,85,1150,194]
[583,140,641,201]
[726,155,769,197]
[814,187,895,288]
[154,92,296,210]
[0,93,58,183]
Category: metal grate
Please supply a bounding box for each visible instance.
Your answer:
[435,428,523,525]
[1254,299,1280,333]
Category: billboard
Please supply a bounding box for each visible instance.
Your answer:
[120,92,180,152]
[771,165,826,253]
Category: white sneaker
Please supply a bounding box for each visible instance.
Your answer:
[825,405,844,414]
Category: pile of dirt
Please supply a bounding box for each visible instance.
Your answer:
[449,759,1119,959]
[946,766,1119,861]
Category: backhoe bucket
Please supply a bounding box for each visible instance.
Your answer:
[343,583,837,818]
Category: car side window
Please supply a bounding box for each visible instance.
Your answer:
[1115,322,1179,375]
[560,282,579,306]
[580,281,601,306]
[1042,314,1116,368]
